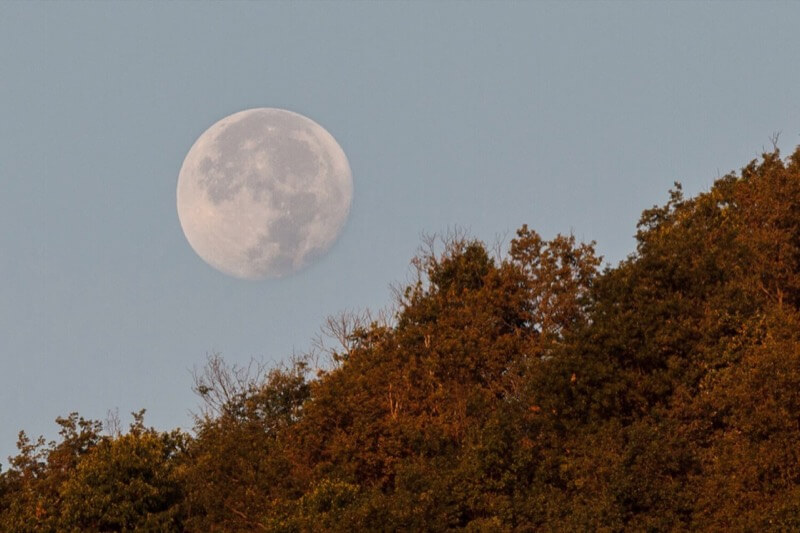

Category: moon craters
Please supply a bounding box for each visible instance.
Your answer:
[176,108,352,280]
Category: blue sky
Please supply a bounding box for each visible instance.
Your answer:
[1,2,799,463]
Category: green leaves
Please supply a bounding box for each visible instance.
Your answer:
[0,413,185,532]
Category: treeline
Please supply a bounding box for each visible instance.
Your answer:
[3,148,800,531]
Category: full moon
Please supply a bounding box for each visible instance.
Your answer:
[177,108,353,279]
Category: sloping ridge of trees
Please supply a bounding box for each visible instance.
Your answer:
[3,147,800,531]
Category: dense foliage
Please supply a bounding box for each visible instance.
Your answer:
[3,147,800,531]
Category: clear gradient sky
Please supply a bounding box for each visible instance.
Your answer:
[2,2,799,463]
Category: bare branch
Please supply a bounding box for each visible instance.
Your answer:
[104,408,121,438]
[311,308,392,370]
[770,130,782,151]
[190,352,269,421]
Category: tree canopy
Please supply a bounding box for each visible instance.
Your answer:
[3,146,800,531]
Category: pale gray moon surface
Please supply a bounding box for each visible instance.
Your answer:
[177,108,353,279]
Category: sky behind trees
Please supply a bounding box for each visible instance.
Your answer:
[1,2,799,462]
